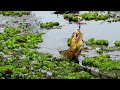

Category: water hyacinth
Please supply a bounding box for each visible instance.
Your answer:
[40,22,59,29]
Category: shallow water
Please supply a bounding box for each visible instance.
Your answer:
[0,11,120,60]
[31,11,120,60]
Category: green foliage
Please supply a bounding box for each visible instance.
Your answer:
[5,33,43,49]
[85,38,95,45]
[96,50,103,54]
[0,33,8,40]
[63,12,109,22]
[4,26,21,37]
[114,40,120,46]
[82,55,120,71]
[85,38,109,46]
[82,54,120,79]
[0,21,98,79]
[64,14,78,22]
[40,22,59,29]
[81,12,109,20]
[95,40,109,46]
[0,11,29,17]
[63,71,97,79]
[102,46,120,52]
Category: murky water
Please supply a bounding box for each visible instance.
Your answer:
[0,11,120,60]
[31,11,120,60]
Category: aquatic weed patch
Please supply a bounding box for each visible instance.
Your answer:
[1,26,42,50]
[40,22,59,29]
[0,50,94,79]
[0,11,30,17]
[80,12,109,20]
[0,26,97,79]
[4,26,21,37]
[64,14,78,22]
[85,38,109,46]
[0,47,97,79]
[98,46,120,53]
[63,12,109,22]
[82,55,120,78]
[114,40,120,46]
[2,33,43,49]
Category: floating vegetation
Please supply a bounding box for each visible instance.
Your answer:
[40,22,59,29]
[85,38,109,46]
[0,48,97,79]
[0,11,30,17]
[63,12,109,22]
[64,14,78,22]
[4,26,21,37]
[80,12,109,20]
[114,40,120,46]
[82,55,120,79]
[0,26,97,79]
[96,49,103,54]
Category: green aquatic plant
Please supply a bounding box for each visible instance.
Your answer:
[82,54,120,79]
[18,25,32,31]
[95,40,109,46]
[0,26,98,79]
[64,12,109,22]
[40,22,59,29]
[0,11,29,17]
[81,12,109,20]
[0,33,8,40]
[64,14,78,22]
[63,71,97,79]
[85,38,95,45]
[0,47,98,79]
[85,38,109,46]
[5,33,43,49]
[114,40,120,46]
[102,46,120,52]
[4,26,21,37]
[82,55,120,71]
[96,50,103,54]
[2,49,12,55]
